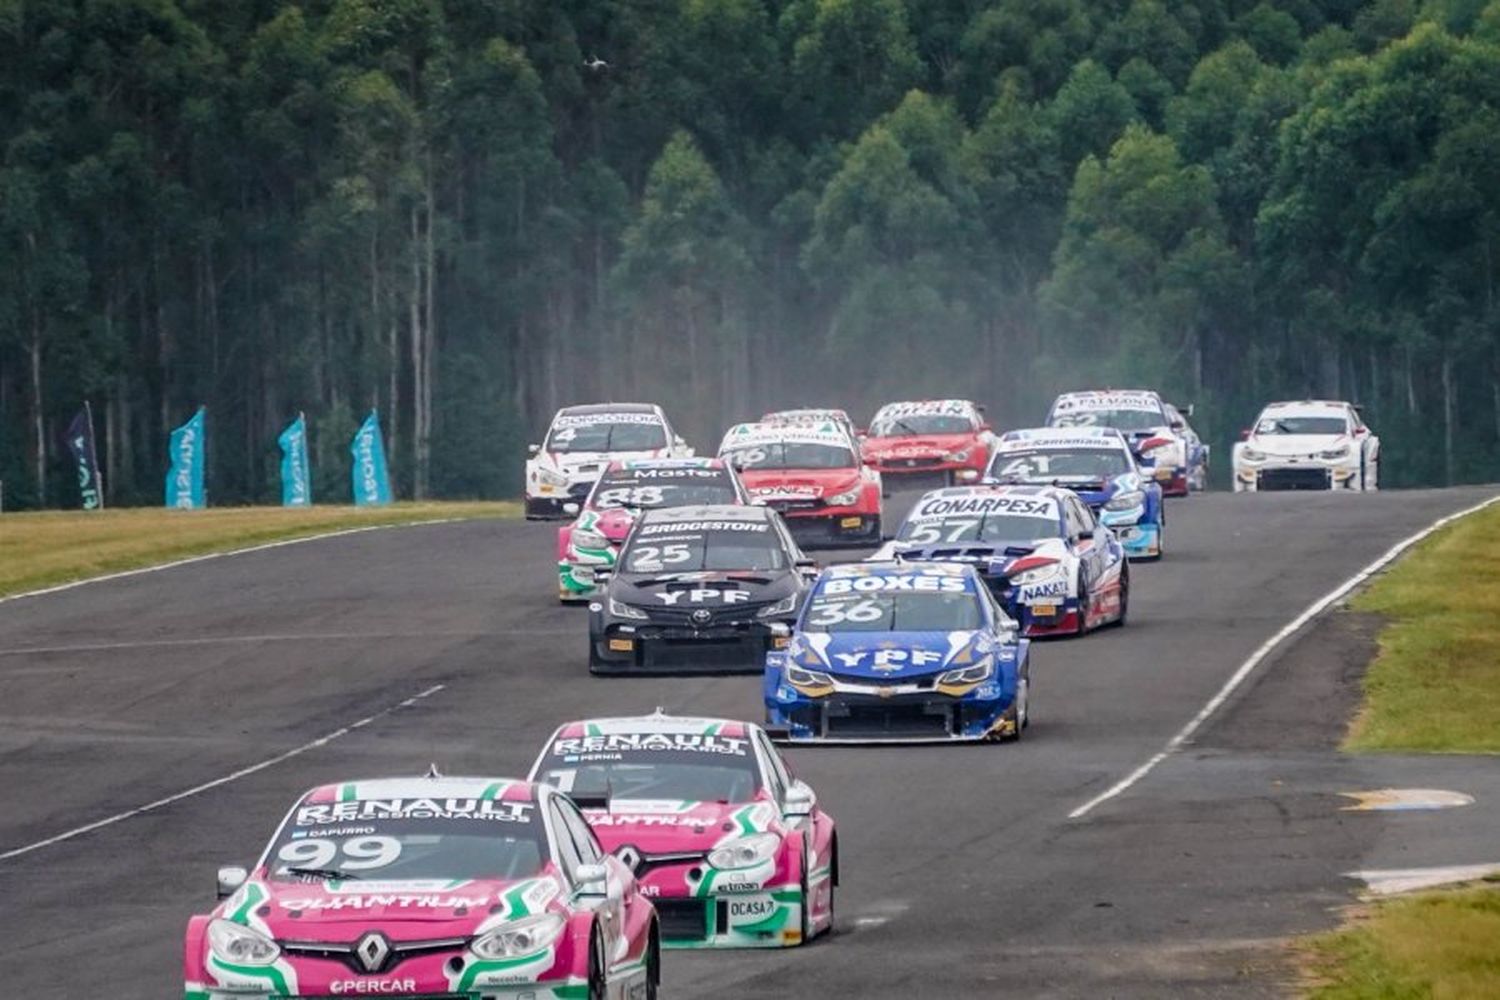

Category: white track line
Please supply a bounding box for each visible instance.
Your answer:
[1068,492,1500,821]
[0,628,574,658]
[0,517,476,608]
[0,684,445,862]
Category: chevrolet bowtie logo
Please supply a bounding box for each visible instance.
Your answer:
[355,931,391,973]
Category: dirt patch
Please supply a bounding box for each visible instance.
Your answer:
[1202,610,1384,753]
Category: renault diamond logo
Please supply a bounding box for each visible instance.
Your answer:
[691,609,712,625]
[355,931,391,973]
[615,845,643,873]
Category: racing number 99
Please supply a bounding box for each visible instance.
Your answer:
[275,836,402,872]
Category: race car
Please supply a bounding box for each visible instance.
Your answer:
[588,505,813,673]
[873,484,1129,636]
[529,712,836,949]
[858,399,997,490]
[718,420,882,547]
[1045,390,1192,497]
[558,458,750,602]
[764,562,1030,742]
[1164,402,1210,492]
[183,775,659,1000]
[986,427,1165,559]
[526,403,692,519]
[762,407,859,443]
[1232,400,1380,492]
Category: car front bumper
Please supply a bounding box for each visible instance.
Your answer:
[1234,461,1361,492]
[766,674,1015,742]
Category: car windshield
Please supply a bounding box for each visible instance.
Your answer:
[803,585,983,632]
[265,797,546,882]
[590,472,738,510]
[869,414,972,436]
[537,734,762,803]
[989,449,1131,481]
[898,513,1059,544]
[623,521,788,573]
[1050,407,1163,431]
[722,441,854,470]
[547,418,668,453]
[1256,415,1348,435]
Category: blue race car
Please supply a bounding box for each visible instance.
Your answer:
[764,562,1030,743]
[986,427,1165,559]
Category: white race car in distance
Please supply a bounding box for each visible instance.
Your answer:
[1232,400,1379,492]
[526,403,693,518]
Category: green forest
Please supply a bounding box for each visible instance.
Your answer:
[3,0,1499,507]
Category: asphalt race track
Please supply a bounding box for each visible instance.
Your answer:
[1,487,1495,996]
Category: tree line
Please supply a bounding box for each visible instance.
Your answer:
[3,0,1498,508]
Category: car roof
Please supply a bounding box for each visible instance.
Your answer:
[299,776,538,805]
[555,402,660,417]
[640,504,769,523]
[1259,400,1352,416]
[607,457,724,471]
[824,560,972,578]
[996,427,1129,449]
[915,483,1073,501]
[1054,388,1163,400]
[551,712,755,740]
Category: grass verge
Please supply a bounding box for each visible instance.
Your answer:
[1346,501,1500,752]
[0,501,518,598]
[1302,882,1500,999]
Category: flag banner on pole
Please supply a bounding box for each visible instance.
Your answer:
[165,406,207,509]
[278,413,312,507]
[350,409,393,506]
[64,406,103,510]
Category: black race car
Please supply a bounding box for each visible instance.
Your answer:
[588,505,814,674]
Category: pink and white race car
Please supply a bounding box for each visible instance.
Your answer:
[530,713,837,949]
[557,458,750,602]
[184,775,658,999]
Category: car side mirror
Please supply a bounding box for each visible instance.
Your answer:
[562,502,580,515]
[1239,428,1251,441]
[784,781,816,817]
[574,863,609,898]
[674,435,688,448]
[528,443,541,455]
[217,865,249,899]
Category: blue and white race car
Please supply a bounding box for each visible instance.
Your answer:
[764,562,1030,743]
[986,427,1165,559]
[1046,389,1192,497]
[872,485,1130,637]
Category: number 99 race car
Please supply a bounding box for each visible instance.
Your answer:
[764,562,1031,742]
[873,485,1129,636]
[987,427,1165,559]
[529,712,836,949]
[183,775,659,999]
[525,403,692,520]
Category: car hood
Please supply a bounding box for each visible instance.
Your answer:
[794,630,990,678]
[738,470,862,500]
[583,799,779,856]
[1245,434,1349,456]
[862,433,975,458]
[218,875,561,937]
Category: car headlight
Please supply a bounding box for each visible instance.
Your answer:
[1104,490,1145,511]
[470,913,566,961]
[1009,562,1062,586]
[938,658,993,686]
[707,833,780,870]
[207,919,280,967]
[786,663,833,689]
[1320,446,1351,460]
[535,466,568,487]
[1240,447,1266,462]
[757,594,800,618]
[608,597,649,620]
[572,529,609,551]
[826,488,861,506]
[943,449,971,463]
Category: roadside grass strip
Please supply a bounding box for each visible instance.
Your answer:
[1302,882,1500,999]
[0,501,517,600]
[1348,503,1500,753]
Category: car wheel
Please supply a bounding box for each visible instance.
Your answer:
[644,923,660,1000]
[1073,577,1090,636]
[1004,675,1029,741]
[799,852,813,944]
[1111,566,1129,627]
[588,925,608,1000]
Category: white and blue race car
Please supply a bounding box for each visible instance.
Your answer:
[764,562,1030,743]
[872,484,1130,637]
[986,427,1165,559]
[1046,389,1193,497]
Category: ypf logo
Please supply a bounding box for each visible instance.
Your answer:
[354,931,391,973]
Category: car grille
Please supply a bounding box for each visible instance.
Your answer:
[640,635,766,670]
[643,600,776,627]
[766,498,825,513]
[826,702,954,738]
[1259,467,1330,491]
[655,899,726,942]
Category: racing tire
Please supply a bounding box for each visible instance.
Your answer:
[645,922,661,1000]
[1110,565,1130,628]
[1073,577,1090,637]
[799,851,814,944]
[1002,675,1029,742]
[587,924,608,1000]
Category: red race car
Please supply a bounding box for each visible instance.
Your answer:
[860,399,997,490]
[719,420,882,548]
